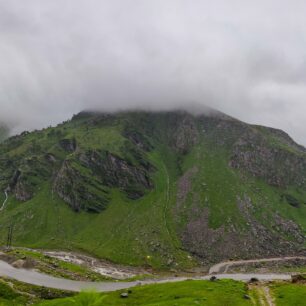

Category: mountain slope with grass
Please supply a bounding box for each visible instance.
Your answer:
[0,109,305,269]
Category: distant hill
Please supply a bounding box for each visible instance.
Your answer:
[0,109,305,269]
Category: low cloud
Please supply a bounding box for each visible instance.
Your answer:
[0,0,306,144]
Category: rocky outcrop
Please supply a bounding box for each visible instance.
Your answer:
[9,170,33,201]
[229,131,306,188]
[170,115,199,154]
[123,130,153,151]
[53,149,154,212]
[59,138,77,152]
[78,150,153,199]
[53,160,109,213]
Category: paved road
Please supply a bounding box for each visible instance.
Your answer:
[0,259,292,292]
[209,256,306,274]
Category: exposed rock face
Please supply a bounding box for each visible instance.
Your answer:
[44,153,57,163]
[9,170,33,201]
[122,130,153,151]
[53,149,153,212]
[169,114,199,154]
[13,177,33,201]
[59,138,77,152]
[229,131,306,188]
[78,150,153,199]
[53,160,109,213]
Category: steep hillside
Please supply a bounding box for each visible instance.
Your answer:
[0,110,305,269]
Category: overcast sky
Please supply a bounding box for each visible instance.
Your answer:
[0,1,306,144]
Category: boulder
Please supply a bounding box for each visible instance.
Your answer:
[12,259,26,269]
[120,293,129,298]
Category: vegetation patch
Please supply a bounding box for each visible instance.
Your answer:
[271,282,306,306]
[37,280,253,306]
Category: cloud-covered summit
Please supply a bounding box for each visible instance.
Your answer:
[0,1,306,144]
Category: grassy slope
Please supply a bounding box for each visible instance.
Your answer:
[37,280,253,306]
[0,116,193,269]
[0,112,306,269]
[1,276,305,306]
[0,277,73,306]
[271,283,306,306]
[0,280,29,306]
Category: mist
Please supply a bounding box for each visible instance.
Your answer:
[1,1,306,144]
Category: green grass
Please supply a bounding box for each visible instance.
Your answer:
[0,277,73,305]
[0,280,29,305]
[271,283,306,306]
[36,280,253,306]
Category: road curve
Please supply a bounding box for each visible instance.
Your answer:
[0,260,292,292]
[209,256,306,274]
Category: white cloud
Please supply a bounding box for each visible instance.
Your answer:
[0,0,306,144]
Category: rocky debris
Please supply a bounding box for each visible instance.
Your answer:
[180,205,243,264]
[236,195,305,257]
[174,167,198,215]
[229,131,306,188]
[12,259,26,268]
[0,251,36,269]
[180,193,306,264]
[11,258,35,269]
[273,214,305,244]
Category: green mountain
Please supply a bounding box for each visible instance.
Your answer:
[0,110,305,269]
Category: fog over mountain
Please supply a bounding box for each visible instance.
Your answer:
[0,0,306,144]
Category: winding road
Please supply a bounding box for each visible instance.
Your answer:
[0,257,296,292]
[209,256,306,274]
